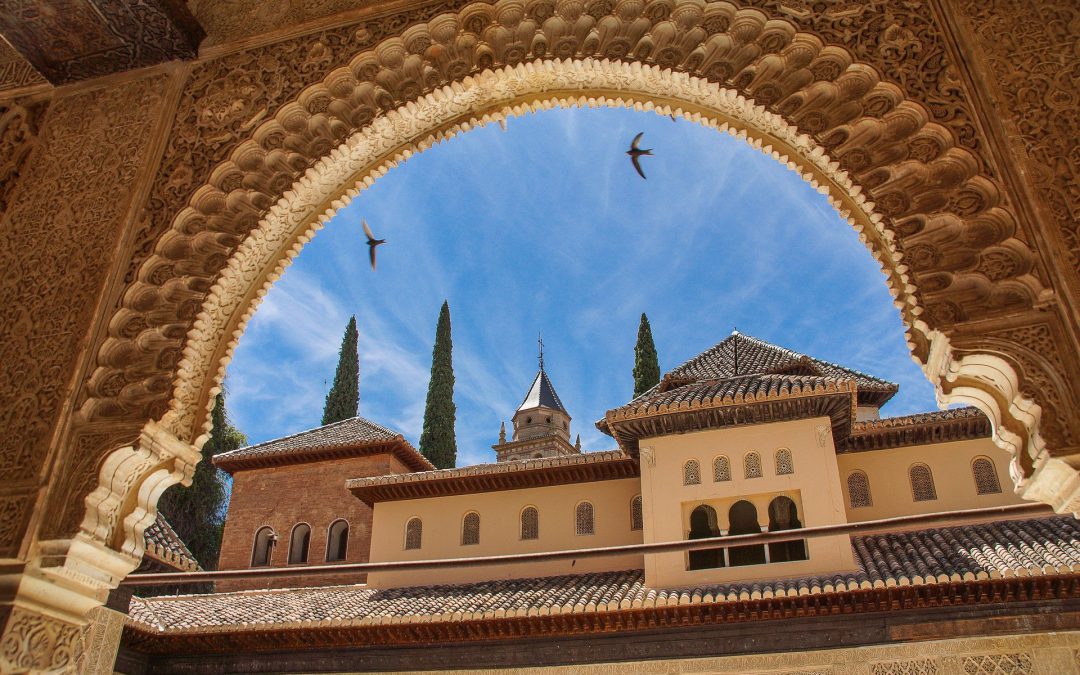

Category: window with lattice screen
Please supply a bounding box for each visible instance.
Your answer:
[972,457,1002,494]
[909,464,937,501]
[775,448,794,475]
[630,495,643,531]
[713,456,731,482]
[683,459,701,485]
[575,501,594,535]
[404,517,422,550]
[847,471,872,508]
[520,506,539,540]
[744,452,762,479]
[461,512,480,545]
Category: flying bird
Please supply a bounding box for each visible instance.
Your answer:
[626,132,653,180]
[361,219,386,270]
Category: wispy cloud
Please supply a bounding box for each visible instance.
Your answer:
[226,106,939,462]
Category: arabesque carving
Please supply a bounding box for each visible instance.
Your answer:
[0,606,82,672]
[0,98,45,215]
[85,0,1045,454]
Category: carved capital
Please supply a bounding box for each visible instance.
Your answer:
[0,605,82,673]
[79,419,200,560]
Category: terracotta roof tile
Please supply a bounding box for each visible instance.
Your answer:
[143,515,200,573]
[127,516,1080,634]
[846,407,991,451]
[214,416,434,472]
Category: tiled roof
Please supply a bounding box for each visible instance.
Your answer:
[846,407,992,452]
[214,416,434,473]
[347,450,636,503]
[518,369,567,414]
[656,332,898,405]
[143,515,200,573]
[607,374,856,420]
[127,516,1080,633]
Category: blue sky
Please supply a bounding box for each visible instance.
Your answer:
[224,106,939,466]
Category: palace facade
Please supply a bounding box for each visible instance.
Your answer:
[115,332,1079,673]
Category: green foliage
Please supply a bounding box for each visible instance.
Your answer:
[633,313,661,398]
[156,391,246,574]
[419,301,457,469]
[322,316,360,425]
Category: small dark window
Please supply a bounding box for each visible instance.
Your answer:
[251,526,275,567]
[288,523,310,564]
[521,507,539,540]
[462,512,480,545]
[575,502,594,535]
[405,517,422,550]
[326,520,349,561]
[630,495,643,531]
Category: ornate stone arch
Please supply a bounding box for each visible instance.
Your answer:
[47,0,1075,596]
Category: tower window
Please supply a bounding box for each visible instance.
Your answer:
[775,448,794,475]
[405,517,423,550]
[288,523,310,564]
[744,452,762,479]
[326,520,349,561]
[713,456,731,482]
[251,526,275,567]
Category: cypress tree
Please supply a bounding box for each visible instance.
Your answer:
[419,301,457,469]
[155,391,246,578]
[322,316,360,425]
[633,312,661,398]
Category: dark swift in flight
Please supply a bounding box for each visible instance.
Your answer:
[626,132,653,180]
[362,219,386,270]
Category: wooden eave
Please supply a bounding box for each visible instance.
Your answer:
[844,414,993,452]
[213,437,433,474]
[600,385,857,458]
[348,457,640,505]
[121,574,1080,655]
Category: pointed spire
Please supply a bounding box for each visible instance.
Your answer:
[499,420,506,444]
[574,434,581,451]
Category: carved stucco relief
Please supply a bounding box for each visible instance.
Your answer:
[955,0,1079,274]
[0,97,45,216]
[0,73,170,556]
[89,0,1043,445]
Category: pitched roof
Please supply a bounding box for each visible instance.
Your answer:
[213,416,434,473]
[127,515,1079,634]
[656,332,898,407]
[518,369,567,414]
[347,450,636,503]
[143,515,200,573]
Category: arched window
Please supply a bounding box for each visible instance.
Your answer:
[687,505,723,570]
[713,456,731,482]
[972,457,1002,495]
[727,500,766,566]
[251,526,275,567]
[683,459,701,485]
[909,464,938,501]
[775,448,794,475]
[404,517,422,550]
[461,512,480,546]
[288,523,310,564]
[326,520,349,561]
[630,495,643,531]
[575,501,594,535]
[744,452,762,479]
[847,471,873,508]
[520,506,539,540]
[767,496,807,562]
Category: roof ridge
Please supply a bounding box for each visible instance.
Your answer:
[217,416,401,459]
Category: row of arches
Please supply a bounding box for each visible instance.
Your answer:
[251,520,350,567]
[687,497,807,570]
[846,456,1003,509]
[403,497,646,550]
[684,449,793,486]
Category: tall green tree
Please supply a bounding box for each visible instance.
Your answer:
[419,301,457,469]
[157,390,246,572]
[322,316,360,425]
[633,312,661,398]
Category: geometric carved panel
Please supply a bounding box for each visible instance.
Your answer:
[961,653,1033,675]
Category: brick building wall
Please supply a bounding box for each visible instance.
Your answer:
[217,452,412,591]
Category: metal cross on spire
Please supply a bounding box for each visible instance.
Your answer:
[538,331,545,371]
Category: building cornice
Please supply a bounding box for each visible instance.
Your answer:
[214,437,433,474]
[347,451,638,504]
[844,407,992,452]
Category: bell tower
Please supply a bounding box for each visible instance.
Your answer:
[493,336,580,462]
